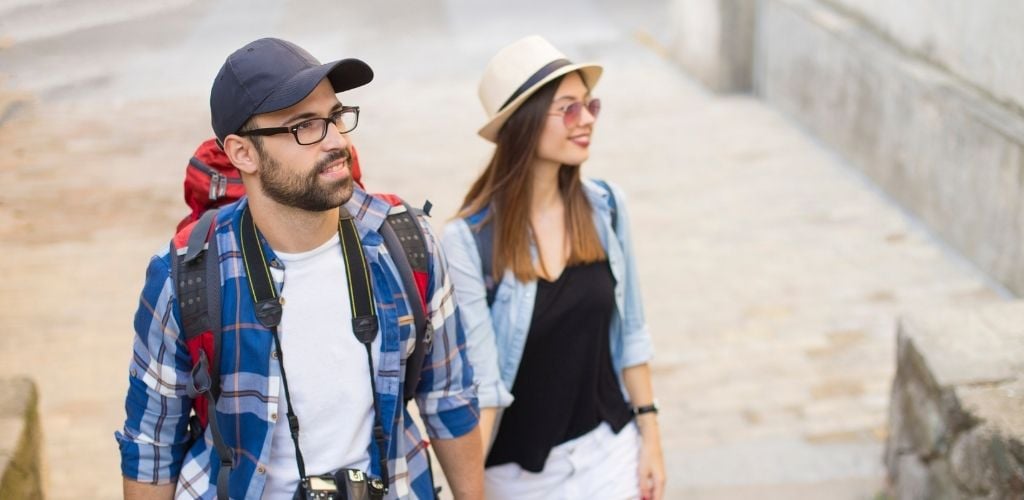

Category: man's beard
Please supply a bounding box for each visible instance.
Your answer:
[258,149,354,212]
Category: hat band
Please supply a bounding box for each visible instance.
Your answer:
[498,58,572,112]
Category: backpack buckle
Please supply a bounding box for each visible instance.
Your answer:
[187,350,212,398]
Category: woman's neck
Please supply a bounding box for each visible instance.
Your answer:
[530,159,562,214]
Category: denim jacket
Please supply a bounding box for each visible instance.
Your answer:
[441,178,653,409]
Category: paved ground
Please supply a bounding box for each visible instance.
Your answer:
[0,1,1008,499]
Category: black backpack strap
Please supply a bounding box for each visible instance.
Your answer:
[593,179,618,234]
[383,199,441,496]
[172,209,233,499]
[469,217,497,308]
[202,216,232,500]
[176,209,219,341]
[380,201,432,402]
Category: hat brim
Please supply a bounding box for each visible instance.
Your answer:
[478,63,602,143]
[254,58,374,116]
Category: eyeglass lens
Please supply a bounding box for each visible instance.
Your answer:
[563,99,601,127]
[296,110,358,145]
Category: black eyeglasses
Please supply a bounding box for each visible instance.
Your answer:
[237,106,360,145]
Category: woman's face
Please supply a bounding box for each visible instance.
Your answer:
[535,72,597,167]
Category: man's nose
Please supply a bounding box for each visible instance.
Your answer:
[321,121,349,151]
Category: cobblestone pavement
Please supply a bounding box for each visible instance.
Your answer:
[0,1,1007,498]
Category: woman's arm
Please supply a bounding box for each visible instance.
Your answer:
[623,364,665,500]
[604,182,664,499]
[441,220,514,455]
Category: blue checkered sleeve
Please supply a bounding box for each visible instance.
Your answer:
[115,250,195,484]
[414,218,479,440]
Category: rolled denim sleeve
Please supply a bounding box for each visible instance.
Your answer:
[607,183,655,368]
[440,220,515,409]
[115,251,194,484]
[413,218,480,439]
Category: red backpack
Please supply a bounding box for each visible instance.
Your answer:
[172,139,434,431]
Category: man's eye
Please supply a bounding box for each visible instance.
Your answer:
[295,120,317,131]
[330,111,346,123]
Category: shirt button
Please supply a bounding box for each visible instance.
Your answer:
[271,350,279,360]
[130,368,137,377]
[279,296,286,305]
[257,465,266,475]
[271,412,278,421]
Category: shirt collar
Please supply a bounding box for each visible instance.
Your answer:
[344,185,393,237]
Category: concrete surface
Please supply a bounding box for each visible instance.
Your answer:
[0,0,1007,498]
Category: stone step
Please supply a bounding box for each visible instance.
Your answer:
[0,377,43,500]
[887,303,1024,499]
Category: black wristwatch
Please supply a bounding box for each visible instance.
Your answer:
[631,400,659,416]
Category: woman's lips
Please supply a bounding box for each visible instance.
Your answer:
[570,135,591,147]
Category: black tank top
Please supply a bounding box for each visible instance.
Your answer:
[486,260,632,472]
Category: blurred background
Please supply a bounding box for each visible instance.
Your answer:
[1,1,1021,499]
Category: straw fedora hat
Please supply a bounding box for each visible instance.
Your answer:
[477,35,603,142]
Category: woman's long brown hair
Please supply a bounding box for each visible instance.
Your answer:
[458,72,606,283]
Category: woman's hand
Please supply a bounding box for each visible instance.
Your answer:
[636,414,665,500]
[621,364,665,499]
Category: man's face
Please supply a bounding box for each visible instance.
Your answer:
[250,79,355,212]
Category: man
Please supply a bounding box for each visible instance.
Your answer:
[116,38,483,499]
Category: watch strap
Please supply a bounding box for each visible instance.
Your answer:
[632,402,659,416]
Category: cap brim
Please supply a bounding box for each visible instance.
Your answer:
[254,58,374,116]
[478,63,602,143]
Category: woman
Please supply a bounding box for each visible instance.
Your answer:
[442,35,666,500]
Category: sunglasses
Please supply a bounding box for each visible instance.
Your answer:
[550,98,601,127]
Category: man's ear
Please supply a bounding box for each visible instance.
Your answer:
[222,134,259,175]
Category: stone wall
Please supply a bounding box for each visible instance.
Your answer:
[0,377,44,499]
[822,0,1024,112]
[754,0,1024,296]
[667,0,757,92]
[668,0,1024,296]
[886,303,1024,499]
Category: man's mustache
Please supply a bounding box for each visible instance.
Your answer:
[314,148,351,174]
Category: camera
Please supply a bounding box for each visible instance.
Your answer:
[300,469,385,500]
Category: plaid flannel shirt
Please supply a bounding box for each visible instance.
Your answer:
[116,189,478,499]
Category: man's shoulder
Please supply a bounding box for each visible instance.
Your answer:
[146,244,175,278]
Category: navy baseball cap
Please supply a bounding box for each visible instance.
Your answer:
[210,37,373,141]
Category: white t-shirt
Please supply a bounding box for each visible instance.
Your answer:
[262,234,377,499]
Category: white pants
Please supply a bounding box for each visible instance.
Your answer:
[485,422,640,500]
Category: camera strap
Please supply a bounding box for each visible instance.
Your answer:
[240,206,390,494]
